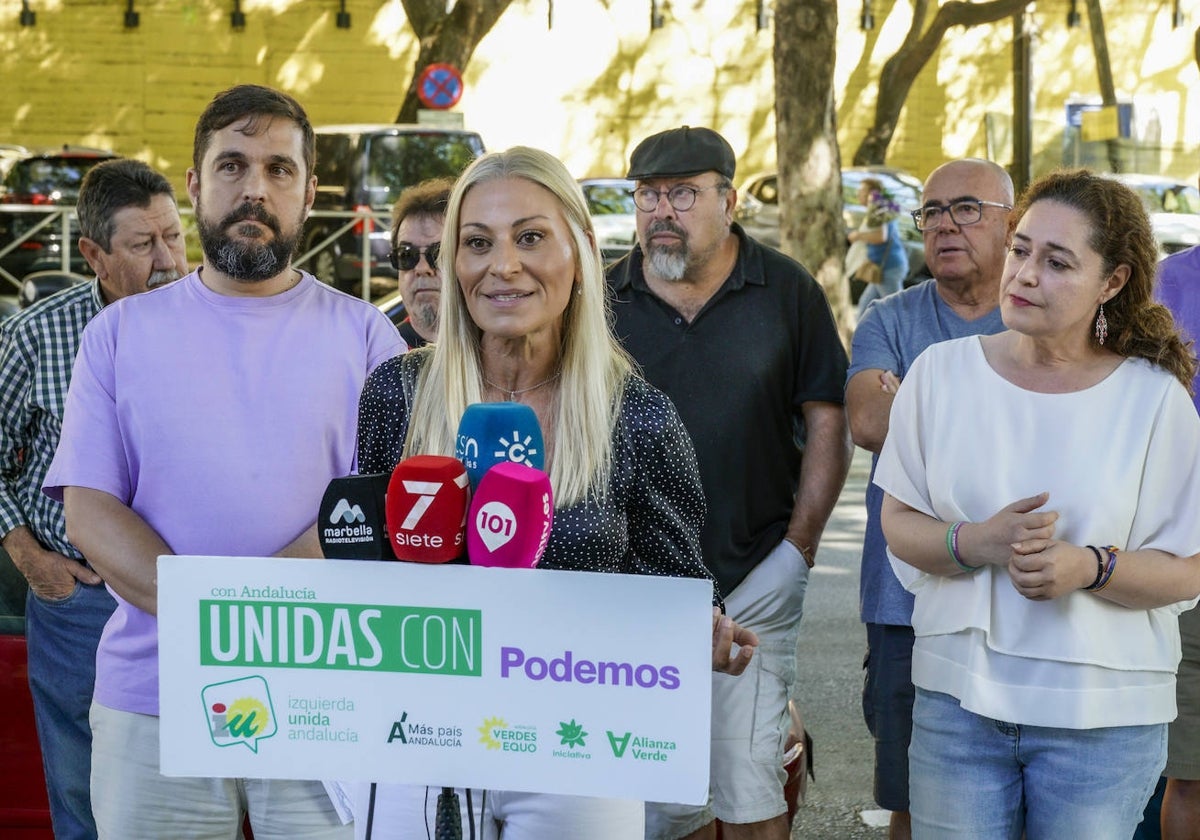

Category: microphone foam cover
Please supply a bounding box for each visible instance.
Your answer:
[318,473,394,560]
[385,455,469,563]
[455,402,545,488]
[467,462,553,569]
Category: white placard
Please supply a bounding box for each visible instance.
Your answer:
[158,555,712,804]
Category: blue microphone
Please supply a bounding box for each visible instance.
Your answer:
[454,402,546,489]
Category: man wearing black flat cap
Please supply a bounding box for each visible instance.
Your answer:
[607,127,851,840]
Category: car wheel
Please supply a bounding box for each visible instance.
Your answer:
[312,246,340,287]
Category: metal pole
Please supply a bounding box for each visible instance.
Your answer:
[1012,7,1032,196]
[360,207,372,301]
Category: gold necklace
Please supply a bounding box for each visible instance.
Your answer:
[483,370,561,401]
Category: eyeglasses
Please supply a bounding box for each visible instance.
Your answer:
[389,242,440,272]
[630,184,724,213]
[911,199,1013,230]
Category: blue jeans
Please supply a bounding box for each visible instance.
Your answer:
[909,687,1165,840]
[26,581,116,840]
[856,260,906,319]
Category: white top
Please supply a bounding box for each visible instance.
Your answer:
[875,336,1200,728]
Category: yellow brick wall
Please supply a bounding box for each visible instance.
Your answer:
[1,0,1196,191]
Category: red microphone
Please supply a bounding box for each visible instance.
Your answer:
[384,455,470,563]
[467,462,553,569]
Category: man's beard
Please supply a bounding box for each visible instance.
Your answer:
[196,200,301,282]
[410,299,439,338]
[643,219,689,282]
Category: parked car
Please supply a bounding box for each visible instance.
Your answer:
[738,167,926,303]
[1105,173,1200,257]
[374,287,409,331]
[739,167,924,263]
[0,145,29,179]
[0,147,119,289]
[0,549,52,838]
[302,125,485,292]
[17,271,88,309]
[579,178,637,264]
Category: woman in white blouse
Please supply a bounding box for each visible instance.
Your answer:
[876,169,1200,839]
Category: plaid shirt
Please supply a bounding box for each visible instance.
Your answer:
[0,280,103,558]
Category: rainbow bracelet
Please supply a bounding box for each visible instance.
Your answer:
[946,521,981,573]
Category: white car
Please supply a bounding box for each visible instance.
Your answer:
[579,178,637,264]
[1105,173,1200,257]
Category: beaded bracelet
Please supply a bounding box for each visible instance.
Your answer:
[1091,546,1119,592]
[1084,545,1105,590]
[945,521,981,573]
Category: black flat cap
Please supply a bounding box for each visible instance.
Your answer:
[626,126,736,181]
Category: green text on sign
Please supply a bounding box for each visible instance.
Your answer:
[199,601,482,676]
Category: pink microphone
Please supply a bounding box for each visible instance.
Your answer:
[466,462,553,569]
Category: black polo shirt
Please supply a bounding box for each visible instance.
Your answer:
[397,318,427,350]
[607,225,847,595]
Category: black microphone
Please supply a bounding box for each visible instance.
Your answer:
[317,473,395,560]
[435,788,463,840]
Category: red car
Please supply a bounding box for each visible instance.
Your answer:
[0,551,52,838]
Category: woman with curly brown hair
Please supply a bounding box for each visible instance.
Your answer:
[875,169,1200,838]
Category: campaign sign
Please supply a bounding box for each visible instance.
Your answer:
[158,555,713,804]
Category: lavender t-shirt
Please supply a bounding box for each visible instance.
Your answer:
[1157,246,1200,416]
[44,270,403,715]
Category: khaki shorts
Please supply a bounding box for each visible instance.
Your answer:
[1166,607,1200,780]
[646,540,810,838]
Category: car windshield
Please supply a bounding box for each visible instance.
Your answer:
[583,183,636,216]
[363,133,484,209]
[4,156,110,202]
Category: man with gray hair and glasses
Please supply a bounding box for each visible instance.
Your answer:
[0,157,187,840]
[846,157,1013,840]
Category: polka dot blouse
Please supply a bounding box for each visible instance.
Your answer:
[356,351,717,595]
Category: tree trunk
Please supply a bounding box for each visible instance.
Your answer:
[774,0,851,340]
[396,0,516,123]
[853,0,1028,166]
[1083,0,1120,172]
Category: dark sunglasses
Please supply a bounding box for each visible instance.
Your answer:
[389,242,440,272]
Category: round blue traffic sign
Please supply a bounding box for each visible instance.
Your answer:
[418,63,464,110]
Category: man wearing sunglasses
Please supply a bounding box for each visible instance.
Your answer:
[846,158,1013,840]
[388,178,453,348]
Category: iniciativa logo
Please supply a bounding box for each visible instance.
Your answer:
[329,498,366,524]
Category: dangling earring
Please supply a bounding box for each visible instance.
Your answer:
[1095,303,1108,346]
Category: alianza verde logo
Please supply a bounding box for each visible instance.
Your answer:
[201,675,278,753]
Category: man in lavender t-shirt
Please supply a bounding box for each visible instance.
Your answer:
[43,85,403,839]
[1156,244,1200,839]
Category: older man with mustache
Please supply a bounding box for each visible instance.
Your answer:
[0,157,187,840]
[607,126,851,840]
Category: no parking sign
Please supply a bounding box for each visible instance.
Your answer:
[417,63,464,110]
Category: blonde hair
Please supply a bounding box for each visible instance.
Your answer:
[403,147,634,505]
